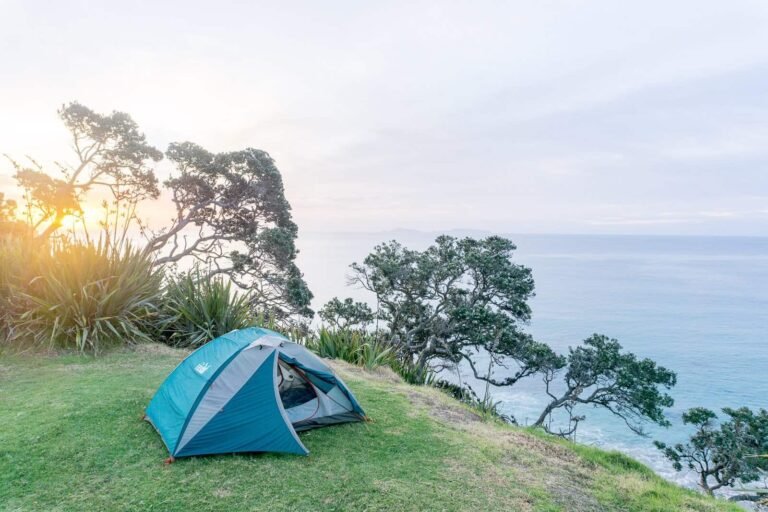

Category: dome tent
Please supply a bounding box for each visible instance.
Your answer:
[145,327,366,460]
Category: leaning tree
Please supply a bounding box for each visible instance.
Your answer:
[534,334,677,437]
[655,407,768,496]
[349,235,562,390]
[8,102,313,319]
[9,102,162,241]
[142,141,313,318]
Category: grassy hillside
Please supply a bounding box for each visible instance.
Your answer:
[0,345,740,512]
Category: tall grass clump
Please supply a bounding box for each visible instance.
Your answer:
[303,328,396,369]
[158,270,252,348]
[390,358,437,385]
[16,241,162,353]
[0,235,44,343]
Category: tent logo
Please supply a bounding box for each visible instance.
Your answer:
[194,362,211,375]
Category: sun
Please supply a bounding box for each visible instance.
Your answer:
[59,204,104,231]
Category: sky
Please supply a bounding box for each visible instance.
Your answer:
[1,0,768,236]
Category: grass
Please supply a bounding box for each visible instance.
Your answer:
[0,347,742,512]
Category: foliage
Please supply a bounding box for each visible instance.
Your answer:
[301,328,510,420]
[302,328,396,370]
[0,193,28,237]
[0,351,741,512]
[357,337,397,370]
[0,192,15,221]
[14,241,162,353]
[0,236,44,342]
[143,142,313,319]
[534,334,676,437]
[349,235,561,383]
[158,270,253,349]
[470,392,509,422]
[390,358,437,386]
[318,297,374,330]
[10,102,162,240]
[655,407,768,496]
[8,102,313,321]
[300,325,510,422]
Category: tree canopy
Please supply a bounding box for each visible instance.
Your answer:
[142,142,313,318]
[349,235,562,387]
[655,407,768,496]
[0,193,28,237]
[8,102,312,319]
[319,297,374,330]
[534,334,676,437]
[11,102,162,239]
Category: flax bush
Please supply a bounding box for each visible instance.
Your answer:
[16,241,162,353]
[157,270,253,348]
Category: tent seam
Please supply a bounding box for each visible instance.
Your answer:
[172,344,252,455]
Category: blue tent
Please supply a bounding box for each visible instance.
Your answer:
[145,327,366,459]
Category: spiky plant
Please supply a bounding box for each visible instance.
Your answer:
[17,240,162,353]
[303,328,363,362]
[357,337,397,370]
[0,236,48,346]
[301,328,396,370]
[158,270,253,348]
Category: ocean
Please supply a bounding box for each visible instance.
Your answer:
[296,231,768,487]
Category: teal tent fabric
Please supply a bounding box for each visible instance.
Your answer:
[145,327,366,458]
[145,332,254,453]
[176,351,307,457]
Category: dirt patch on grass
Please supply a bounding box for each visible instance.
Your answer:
[493,431,603,511]
[212,488,233,498]
[327,359,403,384]
[0,364,13,379]
[132,343,189,357]
[314,358,605,510]
[405,390,483,425]
[500,430,581,464]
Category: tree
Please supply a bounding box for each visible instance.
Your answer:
[534,334,676,437]
[0,193,28,237]
[0,193,16,221]
[10,102,162,240]
[349,235,562,387]
[319,297,374,330]
[7,102,313,319]
[655,407,768,496]
[141,142,313,318]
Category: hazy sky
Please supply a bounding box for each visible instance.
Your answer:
[2,1,768,235]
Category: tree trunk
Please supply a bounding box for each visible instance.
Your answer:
[533,396,567,427]
[37,216,63,240]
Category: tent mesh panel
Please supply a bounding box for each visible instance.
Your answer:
[277,360,317,410]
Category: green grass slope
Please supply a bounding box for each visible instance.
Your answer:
[0,346,740,512]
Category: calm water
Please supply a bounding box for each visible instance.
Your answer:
[296,231,768,487]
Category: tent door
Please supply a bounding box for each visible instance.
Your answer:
[277,360,319,422]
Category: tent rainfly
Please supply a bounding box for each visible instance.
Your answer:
[145,327,366,460]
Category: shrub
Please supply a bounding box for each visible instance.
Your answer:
[303,328,396,370]
[357,337,396,370]
[15,241,162,353]
[158,271,252,348]
[304,328,362,362]
[0,235,43,343]
[390,358,437,386]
